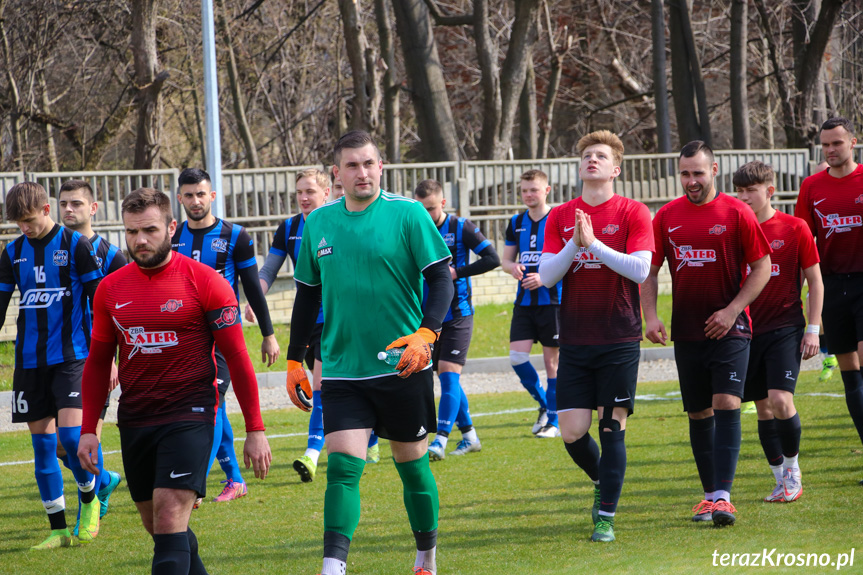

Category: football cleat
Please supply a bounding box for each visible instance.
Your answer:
[782,467,802,502]
[592,485,601,525]
[97,470,122,519]
[535,424,560,438]
[449,439,481,456]
[193,497,203,510]
[413,568,434,575]
[819,355,838,382]
[691,499,713,522]
[428,439,445,461]
[366,444,381,464]
[532,408,548,434]
[740,401,757,415]
[293,455,317,483]
[213,479,248,502]
[591,516,615,542]
[763,483,785,503]
[712,500,737,526]
[30,529,76,550]
[77,500,100,542]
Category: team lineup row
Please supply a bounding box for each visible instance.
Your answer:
[2,119,862,574]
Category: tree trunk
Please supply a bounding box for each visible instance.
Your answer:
[38,70,59,171]
[730,0,750,149]
[215,0,259,168]
[392,0,459,161]
[538,0,564,159]
[473,0,502,159]
[651,0,672,153]
[339,0,377,133]
[668,0,701,145]
[518,54,537,159]
[131,0,166,169]
[0,0,23,171]
[374,0,400,162]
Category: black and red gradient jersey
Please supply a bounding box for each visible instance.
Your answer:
[543,194,654,345]
[652,193,772,342]
[748,212,819,336]
[794,164,863,276]
[84,252,262,429]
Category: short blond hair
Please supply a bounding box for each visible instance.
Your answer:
[295,168,330,190]
[577,130,624,166]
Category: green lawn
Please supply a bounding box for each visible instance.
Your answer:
[0,296,675,391]
[0,369,859,574]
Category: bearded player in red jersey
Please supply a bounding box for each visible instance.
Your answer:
[734,161,823,503]
[538,130,654,543]
[643,141,772,527]
[795,117,863,484]
[77,188,271,574]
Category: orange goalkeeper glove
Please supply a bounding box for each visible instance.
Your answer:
[385,327,438,378]
[286,360,312,412]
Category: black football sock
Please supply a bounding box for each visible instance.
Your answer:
[757,418,783,466]
[598,429,626,514]
[776,413,802,459]
[713,409,742,498]
[152,532,190,575]
[688,416,715,494]
[187,528,208,575]
[564,433,600,482]
[842,370,863,445]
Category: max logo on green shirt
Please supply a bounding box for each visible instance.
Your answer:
[317,246,334,258]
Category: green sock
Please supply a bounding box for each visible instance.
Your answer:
[323,452,366,539]
[394,453,439,532]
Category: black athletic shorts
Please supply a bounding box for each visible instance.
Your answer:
[433,316,473,369]
[509,305,560,347]
[304,322,324,371]
[822,273,863,355]
[744,326,803,402]
[674,337,750,413]
[120,421,214,502]
[321,370,436,442]
[214,348,231,395]
[556,342,640,414]
[11,359,85,423]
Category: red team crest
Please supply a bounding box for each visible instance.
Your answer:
[770,239,784,250]
[602,224,619,235]
[215,306,239,329]
[708,225,727,235]
[160,299,183,313]
[856,194,863,204]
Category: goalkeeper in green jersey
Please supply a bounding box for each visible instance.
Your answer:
[285,131,454,575]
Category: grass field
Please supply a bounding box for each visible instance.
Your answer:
[1,368,860,574]
[0,296,675,391]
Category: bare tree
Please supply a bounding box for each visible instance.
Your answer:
[339,0,380,133]
[730,0,750,149]
[537,0,569,159]
[651,0,672,153]
[131,0,168,169]
[518,54,538,159]
[668,0,711,145]
[374,0,400,162]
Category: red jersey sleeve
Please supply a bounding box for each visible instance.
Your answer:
[796,218,820,269]
[651,207,666,266]
[739,206,772,264]
[542,205,565,254]
[626,201,655,254]
[794,178,817,235]
[90,279,116,344]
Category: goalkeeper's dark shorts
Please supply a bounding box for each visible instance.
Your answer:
[321,370,436,442]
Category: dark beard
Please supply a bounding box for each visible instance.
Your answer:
[128,234,172,268]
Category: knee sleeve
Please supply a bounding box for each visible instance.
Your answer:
[599,411,621,433]
[394,453,439,533]
[510,350,531,366]
[324,453,365,539]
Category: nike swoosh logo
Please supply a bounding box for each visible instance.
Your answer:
[115,301,132,309]
[170,471,192,479]
[668,226,682,233]
[564,226,575,232]
[614,396,630,402]
[813,198,826,205]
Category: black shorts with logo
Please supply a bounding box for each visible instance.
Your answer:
[556,342,640,414]
[120,421,214,502]
[433,316,473,369]
[509,305,560,347]
[321,370,436,442]
[674,337,750,413]
[822,273,863,355]
[744,326,803,402]
[11,359,85,423]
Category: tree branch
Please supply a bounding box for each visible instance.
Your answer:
[422,0,473,26]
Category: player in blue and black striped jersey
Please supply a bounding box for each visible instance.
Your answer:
[248,169,380,483]
[0,182,104,548]
[502,170,563,438]
[414,180,500,461]
[173,168,279,505]
[57,179,126,528]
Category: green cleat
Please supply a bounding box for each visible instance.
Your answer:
[819,355,838,382]
[77,500,100,543]
[366,443,380,464]
[30,529,76,550]
[591,516,615,542]
[97,471,122,519]
[740,401,757,415]
[591,485,601,525]
[293,455,317,483]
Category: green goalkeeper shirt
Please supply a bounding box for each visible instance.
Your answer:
[294,191,451,380]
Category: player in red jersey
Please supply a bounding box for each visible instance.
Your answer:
[77,188,271,575]
[643,141,772,527]
[538,130,654,543]
[795,117,863,483]
[734,161,823,503]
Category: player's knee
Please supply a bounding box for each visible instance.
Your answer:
[599,411,621,433]
[510,350,530,366]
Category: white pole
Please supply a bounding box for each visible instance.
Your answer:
[201,0,225,219]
